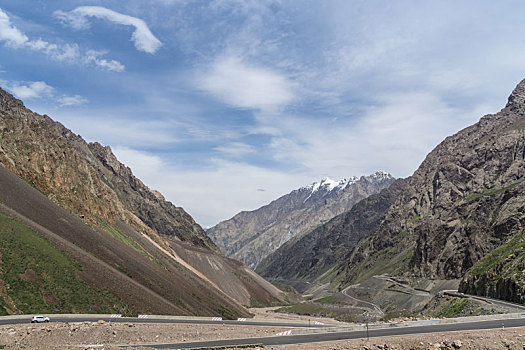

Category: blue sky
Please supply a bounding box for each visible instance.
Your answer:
[1,1,525,227]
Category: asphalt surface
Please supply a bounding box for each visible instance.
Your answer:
[129,316,525,349]
[443,291,525,311]
[0,316,328,329]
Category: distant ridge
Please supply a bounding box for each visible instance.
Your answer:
[256,177,408,289]
[207,171,395,269]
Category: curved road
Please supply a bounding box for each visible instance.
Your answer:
[341,285,384,318]
[128,316,525,349]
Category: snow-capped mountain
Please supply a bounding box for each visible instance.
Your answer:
[207,171,395,269]
[304,176,358,193]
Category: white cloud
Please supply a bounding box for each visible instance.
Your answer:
[198,56,295,111]
[55,6,162,54]
[0,8,29,47]
[84,50,125,72]
[4,80,90,109]
[0,8,123,71]
[26,38,81,62]
[9,81,54,99]
[57,94,87,106]
[257,91,490,180]
[112,146,166,179]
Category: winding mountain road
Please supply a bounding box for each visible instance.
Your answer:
[341,285,385,318]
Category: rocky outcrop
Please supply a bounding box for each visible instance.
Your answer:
[256,178,408,283]
[87,142,218,251]
[208,172,395,269]
[460,231,525,303]
[0,93,214,251]
[340,78,525,290]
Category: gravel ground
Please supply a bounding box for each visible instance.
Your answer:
[0,321,284,349]
[250,307,344,325]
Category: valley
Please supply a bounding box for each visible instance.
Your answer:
[3,2,525,349]
[1,77,525,348]
[208,77,525,328]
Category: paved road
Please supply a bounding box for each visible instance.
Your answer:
[443,290,525,311]
[373,275,430,297]
[130,316,525,349]
[1,316,329,329]
[341,285,384,318]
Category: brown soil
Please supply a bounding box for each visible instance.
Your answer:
[250,306,344,325]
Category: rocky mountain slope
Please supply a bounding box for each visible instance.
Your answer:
[207,172,395,269]
[0,87,282,316]
[338,78,525,303]
[256,178,408,287]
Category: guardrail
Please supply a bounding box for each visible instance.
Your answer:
[290,312,525,336]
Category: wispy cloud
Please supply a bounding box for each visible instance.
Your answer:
[0,8,124,71]
[84,50,125,72]
[197,55,295,111]
[0,8,28,47]
[8,81,54,99]
[4,80,88,108]
[57,94,87,107]
[256,91,491,180]
[214,142,255,157]
[55,6,162,54]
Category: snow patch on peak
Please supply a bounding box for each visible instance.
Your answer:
[304,176,358,194]
[302,171,392,196]
[367,170,393,180]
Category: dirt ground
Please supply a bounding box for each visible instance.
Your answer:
[0,321,283,349]
[250,306,343,325]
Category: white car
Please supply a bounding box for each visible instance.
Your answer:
[31,315,50,323]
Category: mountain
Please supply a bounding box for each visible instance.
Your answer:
[207,172,395,269]
[256,178,408,289]
[0,87,282,316]
[337,78,525,303]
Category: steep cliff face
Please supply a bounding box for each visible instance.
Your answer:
[208,172,395,269]
[340,78,525,286]
[256,178,408,283]
[0,87,281,315]
[87,142,218,252]
[460,231,525,303]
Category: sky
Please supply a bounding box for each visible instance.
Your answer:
[1,1,525,227]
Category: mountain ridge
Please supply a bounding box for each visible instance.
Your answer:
[336,78,525,298]
[0,86,282,316]
[208,171,395,269]
[256,177,408,288]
